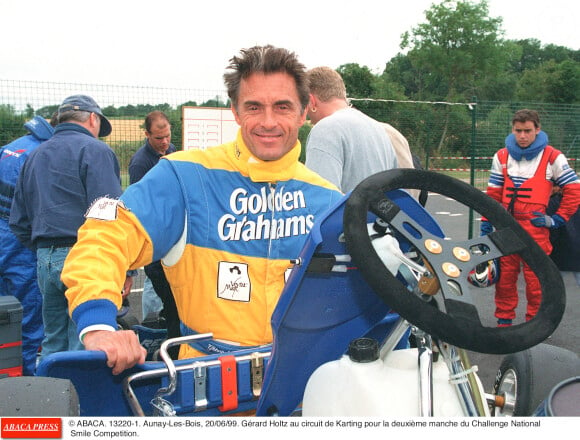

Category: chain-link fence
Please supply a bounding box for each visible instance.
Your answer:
[350,98,580,238]
[3,79,579,192]
[3,79,579,294]
[351,98,580,189]
[0,79,227,186]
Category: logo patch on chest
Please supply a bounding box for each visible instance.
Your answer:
[217,261,251,301]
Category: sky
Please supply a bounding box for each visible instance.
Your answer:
[2,0,579,92]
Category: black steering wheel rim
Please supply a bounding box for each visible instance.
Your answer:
[343,169,566,354]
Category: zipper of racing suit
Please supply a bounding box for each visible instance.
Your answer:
[267,182,277,258]
[264,182,277,340]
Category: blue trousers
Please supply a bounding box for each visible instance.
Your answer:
[0,223,44,375]
[36,246,83,364]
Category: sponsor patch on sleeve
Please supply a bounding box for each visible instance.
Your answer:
[85,197,126,221]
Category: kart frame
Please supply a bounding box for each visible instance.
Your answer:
[30,169,575,417]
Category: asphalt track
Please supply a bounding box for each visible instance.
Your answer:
[126,190,579,396]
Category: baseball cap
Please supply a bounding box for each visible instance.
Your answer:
[58,94,112,137]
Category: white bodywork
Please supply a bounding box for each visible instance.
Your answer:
[303,348,466,417]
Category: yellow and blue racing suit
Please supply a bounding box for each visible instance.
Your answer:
[63,131,342,359]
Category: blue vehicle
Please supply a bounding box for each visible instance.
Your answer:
[2,169,579,417]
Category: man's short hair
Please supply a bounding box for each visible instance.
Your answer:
[224,45,309,112]
[513,109,541,128]
[145,110,170,133]
[58,108,91,125]
[306,66,347,102]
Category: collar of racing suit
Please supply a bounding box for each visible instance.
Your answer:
[505,130,548,161]
[229,130,300,183]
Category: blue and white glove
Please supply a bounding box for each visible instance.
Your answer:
[530,212,565,229]
[480,220,493,236]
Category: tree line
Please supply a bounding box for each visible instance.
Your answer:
[2,1,579,159]
[338,0,579,105]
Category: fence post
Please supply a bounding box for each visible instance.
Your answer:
[468,97,478,239]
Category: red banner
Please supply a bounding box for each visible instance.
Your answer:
[1,418,61,439]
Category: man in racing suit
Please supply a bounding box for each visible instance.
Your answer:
[0,115,54,375]
[61,45,343,374]
[483,109,580,325]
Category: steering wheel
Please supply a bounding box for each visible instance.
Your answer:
[343,169,565,354]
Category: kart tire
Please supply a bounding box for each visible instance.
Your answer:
[0,376,80,416]
[493,343,580,416]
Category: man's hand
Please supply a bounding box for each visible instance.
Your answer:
[530,212,565,229]
[82,330,146,375]
[122,276,134,299]
[480,220,493,236]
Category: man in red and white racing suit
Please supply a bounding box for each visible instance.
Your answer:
[61,46,342,375]
[483,109,580,325]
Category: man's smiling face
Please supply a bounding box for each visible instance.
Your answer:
[232,71,307,161]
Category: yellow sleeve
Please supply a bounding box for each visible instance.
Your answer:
[63,203,154,316]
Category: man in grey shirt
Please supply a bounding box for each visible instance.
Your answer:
[305,67,398,193]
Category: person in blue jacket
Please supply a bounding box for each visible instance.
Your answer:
[128,110,180,359]
[0,115,55,375]
[9,95,133,364]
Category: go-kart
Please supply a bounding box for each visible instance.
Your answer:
[5,169,580,417]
